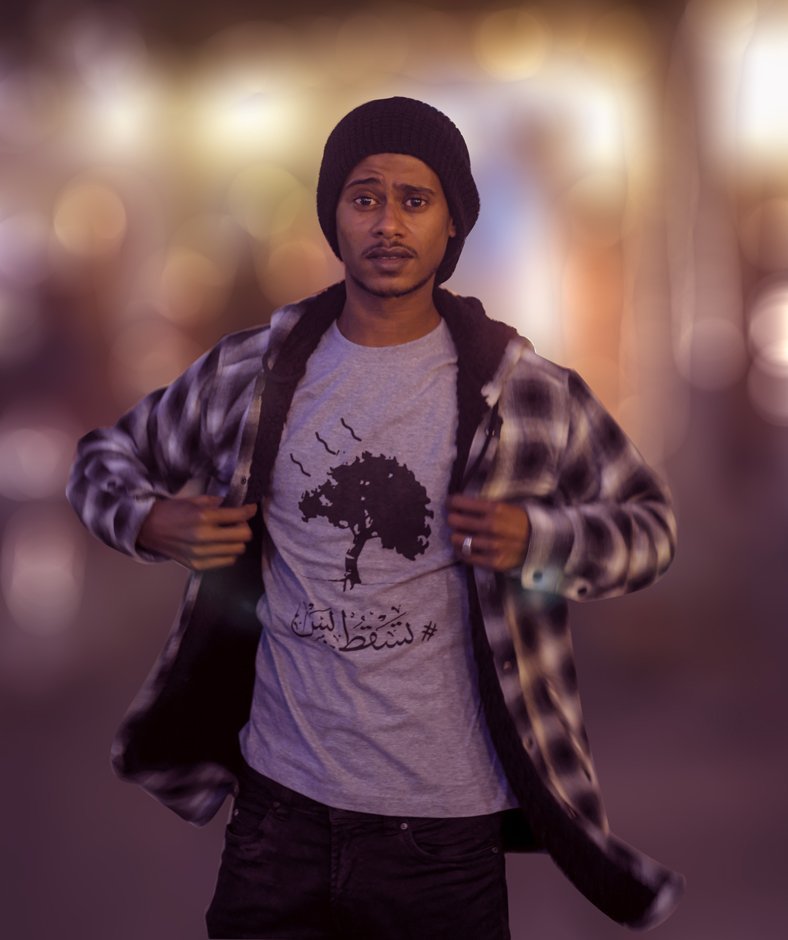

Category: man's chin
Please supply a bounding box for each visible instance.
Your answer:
[348,270,435,299]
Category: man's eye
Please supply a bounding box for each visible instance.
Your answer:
[405,197,427,208]
[354,195,376,207]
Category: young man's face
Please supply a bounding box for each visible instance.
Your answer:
[335,152,457,299]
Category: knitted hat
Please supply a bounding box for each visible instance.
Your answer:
[316,96,480,284]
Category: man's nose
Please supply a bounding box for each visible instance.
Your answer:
[372,201,404,238]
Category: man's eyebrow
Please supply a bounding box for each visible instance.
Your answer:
[343,177,437,196]
[344,176,382,189]
[395,182,437,196]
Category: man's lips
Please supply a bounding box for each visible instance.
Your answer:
[364,246,415,260]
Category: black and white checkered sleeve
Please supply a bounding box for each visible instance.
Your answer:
[66,343,224,562]
[519,370,677,601]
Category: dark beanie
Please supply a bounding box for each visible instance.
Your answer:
[316,96,480,284]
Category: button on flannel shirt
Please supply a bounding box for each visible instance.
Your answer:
[67,282,684,929]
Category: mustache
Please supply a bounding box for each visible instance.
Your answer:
[363,243,416,258]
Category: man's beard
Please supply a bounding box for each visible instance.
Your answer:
[348,266,436,299]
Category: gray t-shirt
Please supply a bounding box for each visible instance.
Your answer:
[240,319,517,816]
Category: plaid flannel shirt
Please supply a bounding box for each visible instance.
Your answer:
[67,283,683,929]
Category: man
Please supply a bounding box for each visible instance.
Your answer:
[67,97,684,938]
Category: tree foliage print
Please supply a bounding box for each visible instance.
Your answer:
[299,450,433,590]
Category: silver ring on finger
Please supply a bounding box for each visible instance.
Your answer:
[461,535,473,558]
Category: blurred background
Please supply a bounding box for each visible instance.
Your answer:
[1,0,787,937]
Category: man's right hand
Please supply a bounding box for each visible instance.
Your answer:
[136,494,257,570]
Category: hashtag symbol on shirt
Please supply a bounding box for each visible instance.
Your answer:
[421,622,437,642]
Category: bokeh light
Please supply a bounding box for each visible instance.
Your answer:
[1,506,85,636]
[158,246,230,325]
[151,213,239,324]
[738,20,788,162]
[474,7,551,80]
[194,83,302,166]
[0,412,75,501]
[227,164,307,240]
[83,79,159,157]
[53,179,128,259]
[749,281,788,374]
[256,237,343,307]
[191,23,306,167]
[571,76,628,172]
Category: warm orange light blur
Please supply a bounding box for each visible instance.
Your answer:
[256,238,343,307]
[53,180,128,258]
[749,281,788,374]
[474,7,551,80]
[227,164,307,240]
[109,317,204,402]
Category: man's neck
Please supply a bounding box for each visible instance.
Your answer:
[337,277,441,347]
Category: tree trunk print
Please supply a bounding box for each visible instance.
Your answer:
[343,530,370,591]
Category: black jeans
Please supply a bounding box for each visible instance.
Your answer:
[205,761,510,939]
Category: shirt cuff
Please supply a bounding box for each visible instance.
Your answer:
[517,501,575,594]
[116,494,170,563]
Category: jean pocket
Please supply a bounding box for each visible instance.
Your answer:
[402,814,502,864]
[225,800,272,847]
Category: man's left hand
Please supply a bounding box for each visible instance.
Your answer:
[446,494,530,572]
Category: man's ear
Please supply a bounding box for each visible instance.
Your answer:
[449,217,457,238]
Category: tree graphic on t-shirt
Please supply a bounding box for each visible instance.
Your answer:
[299,451,433,590]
